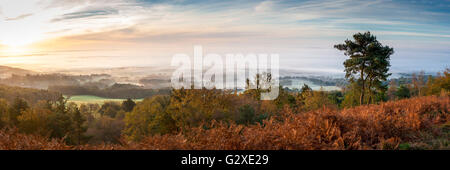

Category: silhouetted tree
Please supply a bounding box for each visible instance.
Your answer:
[121,98,136,112]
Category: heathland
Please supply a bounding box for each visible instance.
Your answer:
[0,32,448,150]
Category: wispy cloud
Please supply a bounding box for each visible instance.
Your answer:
[51,8,119,22]
[5,13,33,21]
[254,1,274,12]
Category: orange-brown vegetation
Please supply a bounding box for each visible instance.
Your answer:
[0,128,70,150]
[1,96,448,150]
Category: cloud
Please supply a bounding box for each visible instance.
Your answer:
[63,27,265,43]
[378,31,450,38]
[36,0,450,48]
[254,1,274,12]
[43,0,124,9]
[5,13,33,21]
[51,8,119,22]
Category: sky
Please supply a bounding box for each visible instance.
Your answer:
[0,0,449,74]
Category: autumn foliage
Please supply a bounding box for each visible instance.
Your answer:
[0,128,70,150]
[1,95,448,150]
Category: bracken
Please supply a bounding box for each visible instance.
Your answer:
[1,96,448,150]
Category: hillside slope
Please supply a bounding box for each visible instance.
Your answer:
[0,84,61,104]
[0,65,35,79]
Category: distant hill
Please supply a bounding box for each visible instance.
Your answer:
[0,72,115,89]
[0,65,35,78]
[49,83,170,99]
[0,84,61,105]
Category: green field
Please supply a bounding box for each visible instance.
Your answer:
[66,95,143,105]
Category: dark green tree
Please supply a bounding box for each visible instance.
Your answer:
[0,99,8,128]
[99,102,121,118]
[121,98,136,112]
[8,97,29,125]
[236,104,256,125]
[335,31,394,105]
[395,85,411,99]
[327,91,344,106]
[300,84,312,95]
[47,96,73,140]
[69,105,88,145]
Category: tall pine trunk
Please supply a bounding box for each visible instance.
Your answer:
[367,78,373,105]
[360,67,365,105]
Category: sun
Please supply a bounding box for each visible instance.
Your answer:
[0,29,42,48]
[0,29,41,56]
[0,28,43,56]
[0,43,35,56]
[1,38,37,48]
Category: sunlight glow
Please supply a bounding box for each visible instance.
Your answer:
[0,0,44,47]
[0,44,34,56]
[0,33,42,47]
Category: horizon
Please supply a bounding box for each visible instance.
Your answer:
[0,0,449,74]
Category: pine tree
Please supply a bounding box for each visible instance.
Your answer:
[335,31,394,105]
[70,106,88,145]
[8,97,29,126]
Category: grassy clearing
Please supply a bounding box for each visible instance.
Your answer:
[66,95,143,105]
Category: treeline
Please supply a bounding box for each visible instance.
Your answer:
[0,72,172,91]
[0,73,171,99]
[49,84,171,99]
[280,76,347,87]
[387,69,450,100]
[0,94,137,144]
[0,73,114,89]
[0,97,87,145]
[0,84,61,105]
